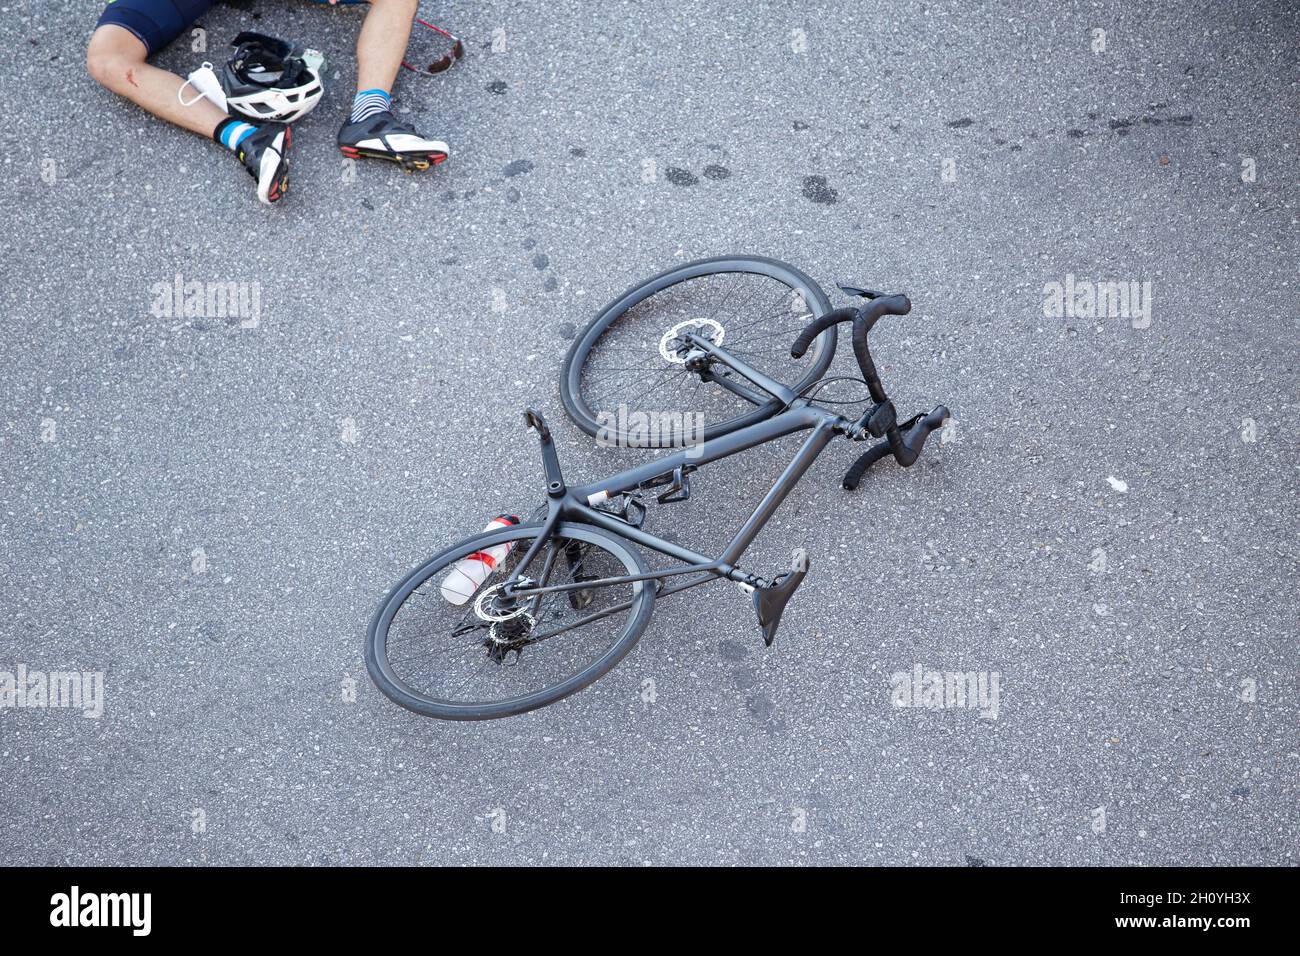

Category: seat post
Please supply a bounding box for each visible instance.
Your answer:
[524,408,566,498]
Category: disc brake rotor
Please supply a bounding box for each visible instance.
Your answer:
[659,318,725,363]
[473,582,537,663]
[473,581,532,623]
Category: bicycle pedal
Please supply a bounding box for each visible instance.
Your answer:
[563,539,598,609]
[752,549,809,647]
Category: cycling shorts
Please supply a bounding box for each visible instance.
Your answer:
[96,0,215,56]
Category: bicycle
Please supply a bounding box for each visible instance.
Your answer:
[365,255,951,720]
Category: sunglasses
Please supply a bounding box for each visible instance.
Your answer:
[401,19,465,76]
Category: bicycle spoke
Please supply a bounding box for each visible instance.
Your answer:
[379,529,645,710]
[570,265,827,445]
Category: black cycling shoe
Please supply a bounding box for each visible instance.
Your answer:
[337,111,448,171]
[236,122,291,205]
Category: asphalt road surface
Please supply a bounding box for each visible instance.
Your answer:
[1,0,1296,865]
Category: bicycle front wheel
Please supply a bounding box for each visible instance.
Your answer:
[365,522,655,720]
[560,255,835,447]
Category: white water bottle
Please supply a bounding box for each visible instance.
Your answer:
[439,514,520,605]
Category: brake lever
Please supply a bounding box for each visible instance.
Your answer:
[846,400,897,440]
[842,405,951,490]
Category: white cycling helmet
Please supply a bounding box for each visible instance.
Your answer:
[221,32,323,124]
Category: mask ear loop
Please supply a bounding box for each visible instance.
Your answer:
[178,81,204,107]
[178,62,216,107]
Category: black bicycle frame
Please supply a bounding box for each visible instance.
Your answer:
[505,394,850,603]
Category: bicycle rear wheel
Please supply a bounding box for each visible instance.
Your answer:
[560,256,835,447]
[365,522,654,720]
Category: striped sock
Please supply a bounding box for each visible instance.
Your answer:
[351,88,391,123]
[214,117,258,152]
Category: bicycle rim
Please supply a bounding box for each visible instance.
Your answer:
[561,256,834,447]
[365,522,654,720]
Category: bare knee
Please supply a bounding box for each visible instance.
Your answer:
[87,29,144,92]
[86,47,121,89]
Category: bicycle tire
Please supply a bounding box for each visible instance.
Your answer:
[560,255,835,446]
[365,522,655,720]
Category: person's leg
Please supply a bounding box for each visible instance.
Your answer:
[354,0,418,95]
[336,0,449,169]
[86,0,292,204]
[87,25,227,136]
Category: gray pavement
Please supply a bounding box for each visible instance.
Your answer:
[0,0,1296,865]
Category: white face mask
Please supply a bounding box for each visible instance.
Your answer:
[177,63,228,111]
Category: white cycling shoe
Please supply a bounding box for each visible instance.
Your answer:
[337,111,448,171]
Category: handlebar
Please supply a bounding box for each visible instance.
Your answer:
[843,405,950,490]
[789,294,911,360]
[789,307,857,359]
[788,287,949,490]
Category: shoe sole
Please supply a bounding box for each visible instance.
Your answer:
[339,144,448,172]
[259,127,292,204]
